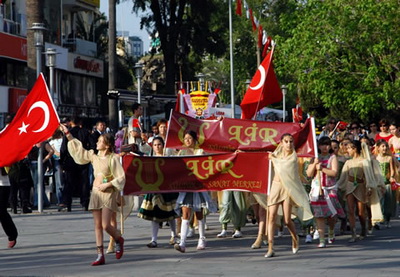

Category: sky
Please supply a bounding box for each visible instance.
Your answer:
[99,0,150,51]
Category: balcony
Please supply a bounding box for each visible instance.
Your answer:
[63,37,97,57]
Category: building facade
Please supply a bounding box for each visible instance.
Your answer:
[0,0,104,129]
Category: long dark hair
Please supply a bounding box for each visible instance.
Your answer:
[100,133,115,154]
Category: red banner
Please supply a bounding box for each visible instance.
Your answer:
[166,111,316,157]
[123,152,270,195]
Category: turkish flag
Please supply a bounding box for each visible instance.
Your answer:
[0,74,60,167]
[240,46,282,119]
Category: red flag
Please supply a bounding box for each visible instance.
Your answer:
[240,46,282,119]
[262,36,272,58]
[236,0,242,16]
[249,9,257,31]
[257,25,263,49]
[0,74,60,167]
[337,121,348,131]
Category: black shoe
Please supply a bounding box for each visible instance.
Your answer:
[22,207,32,214]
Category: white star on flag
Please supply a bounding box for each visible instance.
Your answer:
[18,122,30,135]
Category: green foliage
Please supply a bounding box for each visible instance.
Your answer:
[277,0,400,122]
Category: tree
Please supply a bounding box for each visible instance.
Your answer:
[26,0,45,91]
[131,0,227,95]
[277,0,400,122]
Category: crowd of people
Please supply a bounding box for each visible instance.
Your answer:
[1,106,400,265]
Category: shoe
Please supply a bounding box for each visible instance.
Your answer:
[251,234,264,249]
[146,241,157,248]
[386,222,391,229]
[367,228,373,235]
[174,243,186,253]
[106,247,115,254]
[187,228,195,238]
[277,231,283,238]
[374,223,381,230]
[305,234,312,243]
[292,235,299,254]
[22,207,32,214]
[12,208,18,214]
[197,237,206,250]
[169,236,178,245]
[265,250,275,258]
[328,236,335,244]
[348,235,357,243]
[232,230,242,238]
[8,240,17,248]
[318,242,326,248]
[313,230,319,240]
[91,255,105,266]
[194,225,199,230]
[217,230,227,238]
[115,237,124,259]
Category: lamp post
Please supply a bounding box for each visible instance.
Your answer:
[134,63,144,104]
[44,48,58,107]
[281,85,288,122]
[196,73,206,91]
[31,22,46,213]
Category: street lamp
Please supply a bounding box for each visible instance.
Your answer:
[281,85,288,122]
[134,63,144,104]
[30,22,46,213]
[44,48,58,107]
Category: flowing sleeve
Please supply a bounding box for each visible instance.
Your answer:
[336,160,349,191]
[110,154,125,191]
[67,138,94,165]
[364,159,385,189]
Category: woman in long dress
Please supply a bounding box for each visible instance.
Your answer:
[60,124,125,266]
[265,133,313,257]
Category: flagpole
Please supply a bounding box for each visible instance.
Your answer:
[32,23,45,214]
[229,0,235,118]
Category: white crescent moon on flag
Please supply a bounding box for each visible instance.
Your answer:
[249,65,266,91]
[27,101,50,133]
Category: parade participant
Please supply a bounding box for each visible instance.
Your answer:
[60,124,125,266]
[337,140,383,242]
[318,118,340,140]
[388,122,400,161]
[375,119,393,142]
[307,137,345,248]
[216,190,248,239]
[374,139,396,228]
[367,122,379,140]
[265,134,313,258]
[174,130,216,253]
[0,167,18,248]
[138,137,179,247]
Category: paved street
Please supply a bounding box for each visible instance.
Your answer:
[1,202,399,277]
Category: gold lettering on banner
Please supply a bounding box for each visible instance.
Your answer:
[177,116,210,146]
[186,157,243,180]
[228,124,279,146]
[132,158,165,191]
